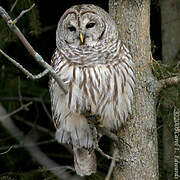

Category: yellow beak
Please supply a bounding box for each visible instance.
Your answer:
[79,33,84,44]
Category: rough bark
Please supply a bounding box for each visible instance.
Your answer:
[109,0,159,179]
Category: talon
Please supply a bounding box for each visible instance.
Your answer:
[98,122,104,127]
[89,112,95,116]
[88,119,91,124]
[96,115,101,121]
[87,105,91,113]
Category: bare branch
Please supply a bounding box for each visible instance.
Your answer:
[0,101,32,121]
[18,77,24,108]
[0,49,49,79]
[105,148,119,180]
[0,104,82,180]
[13,115,74,155]
[92,127,119,161]
[0,5,67,94]
[159,76,180,89]
[98,126,131,150]
[0,96,50,103]
[40,99,52,121]
[147,75,180,94]
[0,146,13,155]
[10,0,18,12]
[98,127,119,142]
[14,115,54,137]
[34,53,68,94]
[0,139,55,151]
[96,145,119,161]
[13,3,35,24]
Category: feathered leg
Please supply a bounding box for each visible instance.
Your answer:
[73,147,96,176]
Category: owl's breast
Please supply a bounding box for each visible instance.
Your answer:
[51,40,135,129]
[58,62,112,115]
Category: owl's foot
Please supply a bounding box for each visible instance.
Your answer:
[81,106,103,127]
[87,114,103,127]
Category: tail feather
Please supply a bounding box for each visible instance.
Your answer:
[73,147,96,176]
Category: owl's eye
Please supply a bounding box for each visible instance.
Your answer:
[86,22,95,29]
[68,26,76,32]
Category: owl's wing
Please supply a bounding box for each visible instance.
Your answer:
[49,50,95,147]
[49,50,71,144]
[49,50,97,176]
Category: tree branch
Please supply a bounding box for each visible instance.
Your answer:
[14,115,54,137]
[13,3,35,24]
[0,5,67,94]
[0,49,49,79]
[98,126,131,149]
[147,75,180,95]
[0,104,82,180]
[159,76,180,89]
[0,101,32,121]
[92,127,120,161]
[105,148,119,180]
[0,3,133,168]
[0,146,13,155]
[10,0,18,12]
[0,96,50,103]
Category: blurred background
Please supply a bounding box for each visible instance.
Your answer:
[0,0,179,179]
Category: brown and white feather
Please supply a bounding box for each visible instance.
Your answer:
[49,4,135,176]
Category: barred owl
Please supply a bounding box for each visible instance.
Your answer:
[49,4,135,176]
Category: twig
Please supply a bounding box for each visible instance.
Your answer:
[98,127,119,142]
[0,104,82,180]
[0,5,67,94]
[0,49,49,80]
[0,139,55,151]
[18,77,24,107]
[0,146,13,155]
[86,110,130,160]
[0,101,32,121]
[14,115,54,137]
[13,3,35,24]
[10,0,18,12]
[13,115,74,155]
[96,146,119,161]
[93,127,119,161]
[40,98,52,121]
[0,96,50,103]
[105,148,119,180]
[98,126,131,149]
[34,53,68,94]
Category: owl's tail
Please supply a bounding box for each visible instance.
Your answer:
[73,147,96,176]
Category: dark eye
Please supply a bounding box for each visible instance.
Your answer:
[86,22,95,29]
[68,26,76,32]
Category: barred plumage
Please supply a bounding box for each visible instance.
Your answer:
[49,4,135,176]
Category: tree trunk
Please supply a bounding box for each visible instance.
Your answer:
[109,0,159,179]
[161,0,180,179]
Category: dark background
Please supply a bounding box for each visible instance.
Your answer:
[0,0,168,179]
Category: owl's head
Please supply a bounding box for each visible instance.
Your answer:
[56,4,118,49]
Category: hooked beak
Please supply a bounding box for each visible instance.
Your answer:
[79,33,84,44]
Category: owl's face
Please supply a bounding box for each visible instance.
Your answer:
[62,12,105,47]
[56,4,118,49]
